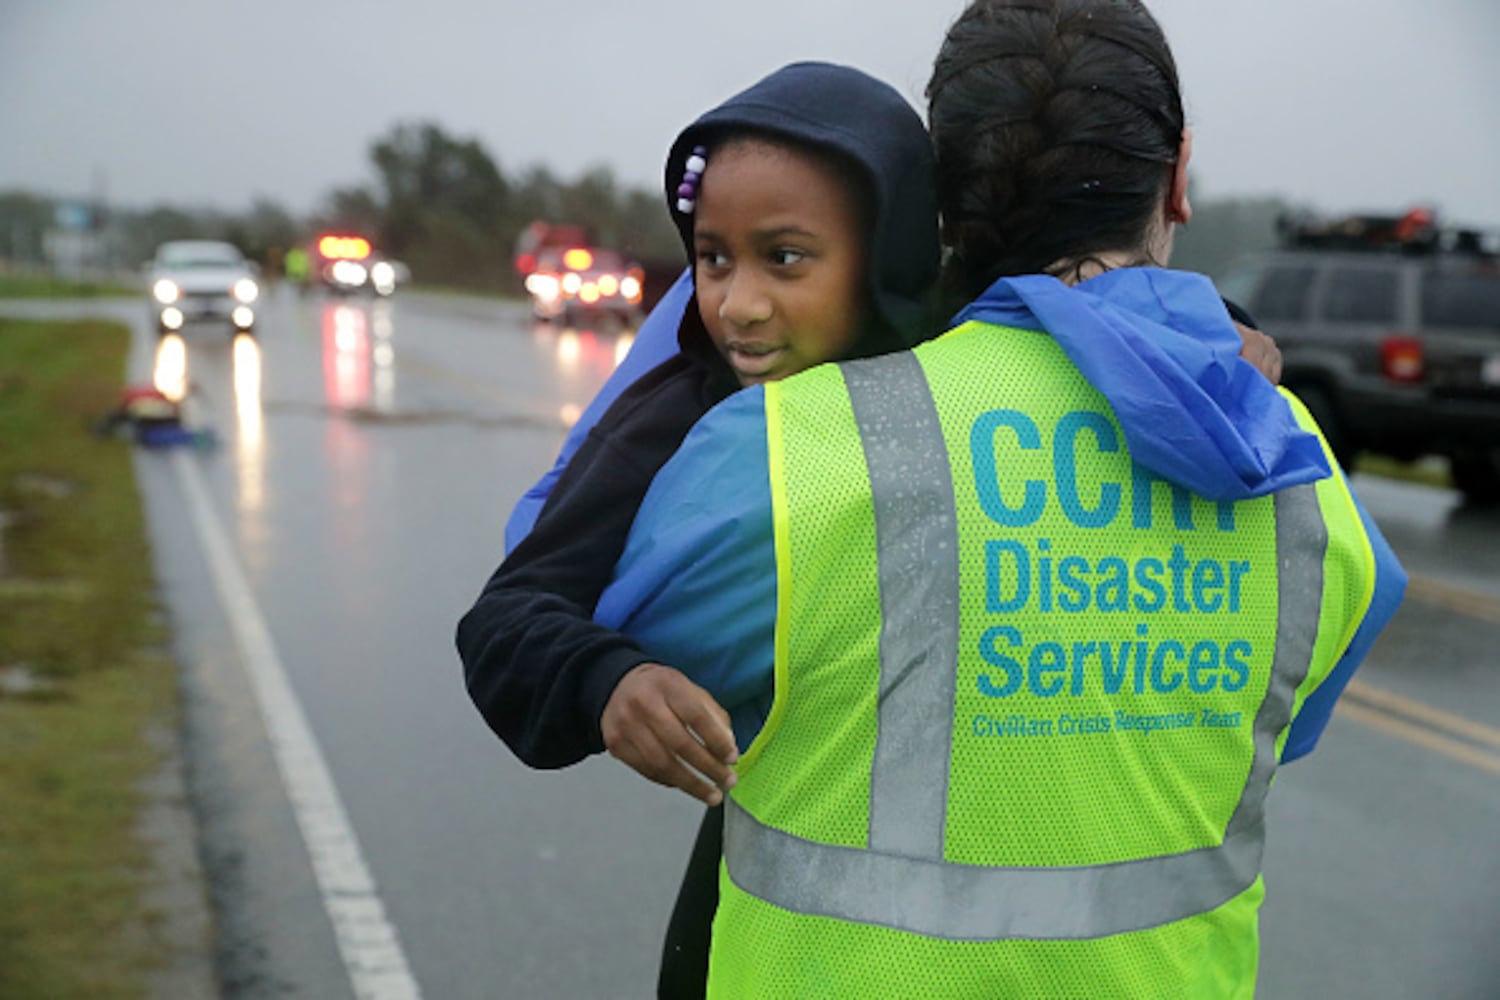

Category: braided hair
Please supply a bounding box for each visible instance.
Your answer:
[927,0,1186,300]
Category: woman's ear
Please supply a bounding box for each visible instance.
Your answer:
[1168,127,1193,226]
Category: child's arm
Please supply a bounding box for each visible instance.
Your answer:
[459,432,659,769]
[457,354,727,770]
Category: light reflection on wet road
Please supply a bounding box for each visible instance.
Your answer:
[134,286,698,998]
[9,287,1500,997]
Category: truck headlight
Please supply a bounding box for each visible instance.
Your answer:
[332,260,368,286]
[153,279,181,304]
[526,274,561,301]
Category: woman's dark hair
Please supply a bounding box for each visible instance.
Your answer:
[927,0,1186,299]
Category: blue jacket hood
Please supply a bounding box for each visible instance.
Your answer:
[951,268,1331,500]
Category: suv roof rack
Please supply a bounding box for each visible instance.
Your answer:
[1277,207,1499,258]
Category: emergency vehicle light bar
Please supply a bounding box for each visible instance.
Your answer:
[1279,207,1498,258]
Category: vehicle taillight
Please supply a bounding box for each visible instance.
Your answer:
[1380,335,1424,383]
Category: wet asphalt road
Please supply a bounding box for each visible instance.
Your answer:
[9,289,1500,998]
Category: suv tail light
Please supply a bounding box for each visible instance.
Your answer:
[1380,335,1425,383]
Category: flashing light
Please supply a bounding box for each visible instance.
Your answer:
[561,272,582,295]
[153,279,181,304]
[620,275,642,302]
[516,252,537,275]
[1393,208,1435,243]
[318,235,373,260]
[597,273,620,297]
[562,248,594,271]
[579,282,601,305]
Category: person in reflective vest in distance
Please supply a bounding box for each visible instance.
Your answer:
[591,0,1407,995]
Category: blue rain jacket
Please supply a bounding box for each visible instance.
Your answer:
[594,268,1406,760]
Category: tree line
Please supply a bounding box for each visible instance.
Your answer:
[0,121,684,294]
[0,121,1295,292]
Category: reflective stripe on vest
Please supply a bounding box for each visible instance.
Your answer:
[722,349,1329,942]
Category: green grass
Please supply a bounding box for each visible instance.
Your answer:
[406,282,526,303]
[1353,453,1453,490]
[0,318,179,998]
[0,273,138,299]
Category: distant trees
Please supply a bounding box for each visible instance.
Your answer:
[1,119,685,292]
[0,131,1308,294]
[312,121,681,291]
[0,191,60,266]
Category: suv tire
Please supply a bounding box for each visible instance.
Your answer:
[1293,386,1356,471]
[1450,451,1500,507]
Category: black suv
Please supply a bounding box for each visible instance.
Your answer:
[1220,210,1500,503]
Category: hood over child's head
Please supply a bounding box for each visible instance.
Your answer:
[664,61,941,364]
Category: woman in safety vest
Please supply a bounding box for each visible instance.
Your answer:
[588,0,1408,996]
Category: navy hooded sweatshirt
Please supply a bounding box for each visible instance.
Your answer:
[458,62,943,768]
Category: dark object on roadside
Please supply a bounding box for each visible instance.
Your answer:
[1220,207,1500,505]
[93,386,217,450]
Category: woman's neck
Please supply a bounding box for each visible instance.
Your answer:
[1048,224,1174,285]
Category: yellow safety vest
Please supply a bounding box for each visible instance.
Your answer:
[708,321,1377,999]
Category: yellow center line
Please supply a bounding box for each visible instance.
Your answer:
[1342,680,1500,753]
[1329,571,1500,773]
[1336,700,1500,777]
[1404,573,1500,625]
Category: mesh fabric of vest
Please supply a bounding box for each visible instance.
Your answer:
[709,322,1376,999]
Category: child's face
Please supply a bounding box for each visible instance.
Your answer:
[692,139,868,386]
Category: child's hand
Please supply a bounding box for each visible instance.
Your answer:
[601,663,740,806]
[1235,322,1283,385]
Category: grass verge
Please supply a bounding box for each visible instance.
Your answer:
[1353,453,1453,490]
[0,273,138,299]
[0,317,182,998]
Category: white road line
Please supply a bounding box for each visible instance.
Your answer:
[171,449,423,1000]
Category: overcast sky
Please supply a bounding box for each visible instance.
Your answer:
[3,0,1498,227]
